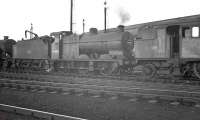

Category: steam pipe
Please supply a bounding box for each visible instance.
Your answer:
[25,30,38,39]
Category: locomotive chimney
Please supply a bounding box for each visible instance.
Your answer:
[4,36,9,40]
[117,25,125,32]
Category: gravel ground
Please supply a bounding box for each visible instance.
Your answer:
[0,88,200,120]
[0,111,37,120]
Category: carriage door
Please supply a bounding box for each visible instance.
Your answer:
[166,25,180,58]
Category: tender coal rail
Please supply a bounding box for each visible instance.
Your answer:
[0,104,88,120]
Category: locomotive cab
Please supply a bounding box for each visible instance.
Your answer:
[167,25,180,59]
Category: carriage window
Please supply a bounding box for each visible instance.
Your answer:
[192,27,200,37]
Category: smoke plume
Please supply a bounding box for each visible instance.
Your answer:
[118,7,130,24]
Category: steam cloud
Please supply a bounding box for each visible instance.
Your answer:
[118,7,130,24]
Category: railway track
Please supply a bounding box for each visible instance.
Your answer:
[1,71,200,92]
[1,76,200,107]
[0,71,200,86]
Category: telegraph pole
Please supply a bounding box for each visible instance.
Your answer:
[104,0,107,32]
[70,0,73,33]
[83,19,85,33]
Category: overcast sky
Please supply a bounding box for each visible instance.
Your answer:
[0,0,200,40]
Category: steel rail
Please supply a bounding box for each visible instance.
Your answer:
[0,104,87,120]
[1,78,200,93]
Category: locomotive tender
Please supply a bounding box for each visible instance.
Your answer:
[4,14,200,79]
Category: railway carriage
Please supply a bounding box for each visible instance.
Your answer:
[125,14,200,78]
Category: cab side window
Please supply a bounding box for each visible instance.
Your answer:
[182,27,190,38]
[192,26,200,37]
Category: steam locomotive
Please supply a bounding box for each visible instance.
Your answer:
[10,25,135,75]
[3,14,200,79]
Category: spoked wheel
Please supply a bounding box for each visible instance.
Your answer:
[180,63,193,78]
[193,63,200,79]
[140,64,157,79]
[130,63,157,79]
[40,60,52,72]
[100,63,112,75]
[99,62,118,75]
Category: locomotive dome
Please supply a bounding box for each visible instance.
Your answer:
[89,28,98,34]
[117,25,125,32]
